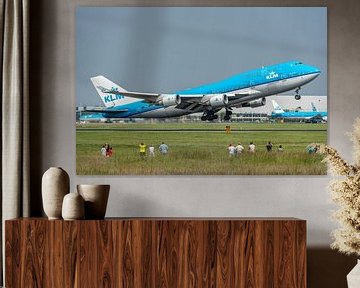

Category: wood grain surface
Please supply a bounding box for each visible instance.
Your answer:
[5,218,306,287]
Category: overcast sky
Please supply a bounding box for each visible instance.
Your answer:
[76,7,327,106]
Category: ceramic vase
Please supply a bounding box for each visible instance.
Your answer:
[42,167,70,219]
[347,259,360,288]
[62,192,85,220]
[77,184,110,219]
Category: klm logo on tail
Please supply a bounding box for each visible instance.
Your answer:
[97,86,124,103]
[91,75,140,108]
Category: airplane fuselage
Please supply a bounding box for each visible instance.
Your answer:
[94,61,321,119]
[271,110,327,120]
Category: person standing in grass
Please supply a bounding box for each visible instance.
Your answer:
[107,146,113,157]
[248,142,256,153]
[139,142,147,158]
[266,141,273,152]
[101,145,106,157]
[277,145,284,152]
[235,142,244,156]
[228,143,236,157]
[149,144,155,157]
[105,144,111,157]
[159,142,169,155]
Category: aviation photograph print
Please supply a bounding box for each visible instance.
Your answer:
[76,7,327,175]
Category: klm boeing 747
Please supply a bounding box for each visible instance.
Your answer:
[85,61,320,121]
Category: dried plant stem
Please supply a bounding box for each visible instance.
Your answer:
[323,118,360,256]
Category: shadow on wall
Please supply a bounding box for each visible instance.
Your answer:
[29,0,47,216]
[308,248,357,288]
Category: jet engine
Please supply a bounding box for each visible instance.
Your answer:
[156,94,181,107]
[208,94,229,108]
[240,98,266,108]
[249,97,266,108]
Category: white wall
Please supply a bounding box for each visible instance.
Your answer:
[31,0,360,248]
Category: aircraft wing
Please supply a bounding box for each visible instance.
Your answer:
[119,89,261,100]
[100,87,261,106]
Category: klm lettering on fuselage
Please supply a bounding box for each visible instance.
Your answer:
[103,87,124,103]
[266,71,279,80]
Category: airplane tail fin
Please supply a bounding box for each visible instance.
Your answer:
[90,75,139,107]
[271,100,285,113]
[311,102,318,112]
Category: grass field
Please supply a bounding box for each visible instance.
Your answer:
[76,122,327,175]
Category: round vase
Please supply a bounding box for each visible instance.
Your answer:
[77,184,110,219]
[42,167,70,219]
[62,192,85,220]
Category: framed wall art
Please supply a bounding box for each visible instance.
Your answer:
[76,7,327,175]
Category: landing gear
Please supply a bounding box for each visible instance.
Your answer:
[210,114,218,121]
[201,111,218,121]
[224,110,232,121]
[295,87,301,100]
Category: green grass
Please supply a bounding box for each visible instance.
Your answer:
[76,122,326,131]
[76,122,327,175]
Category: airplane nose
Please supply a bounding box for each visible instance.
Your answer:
[309,71,320,81]
[306,65,321,80]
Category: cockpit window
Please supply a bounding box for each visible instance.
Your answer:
[295,61,303,65]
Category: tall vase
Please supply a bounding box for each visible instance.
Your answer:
[42,167,70,219]
[347,260,360,288]
[77,184,110,219]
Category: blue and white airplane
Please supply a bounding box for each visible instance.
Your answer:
[85,61,320,121]
[271,99,327,122]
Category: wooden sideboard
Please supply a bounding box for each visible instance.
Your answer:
[5,218,306,287]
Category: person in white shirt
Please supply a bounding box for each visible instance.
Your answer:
[100,145,106,157]
[248,142,256,153]
[228,144,236,157]
[235,142,244,156]
[149,144,155,157]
